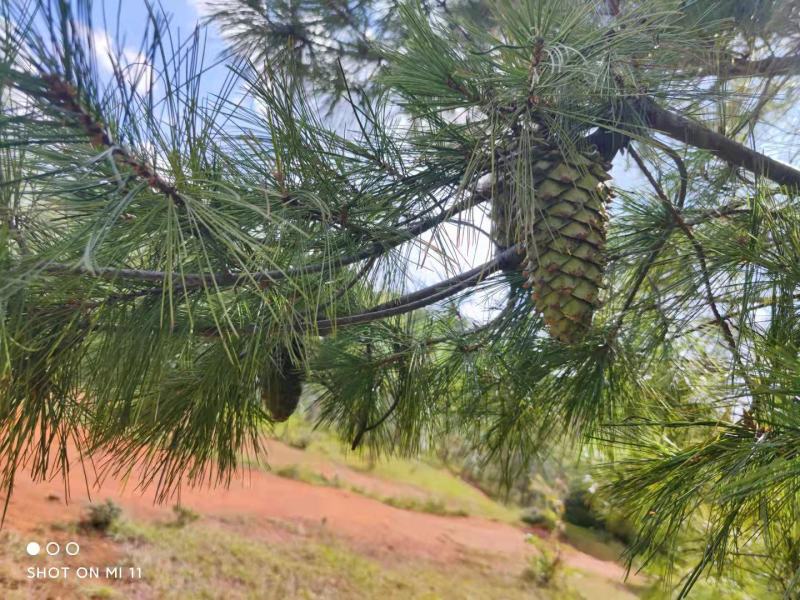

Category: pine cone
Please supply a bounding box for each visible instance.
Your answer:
[496,145,611,342]
[260,347,304,422]
[524,147,611,342]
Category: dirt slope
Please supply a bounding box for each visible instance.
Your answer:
[0,438,637,598]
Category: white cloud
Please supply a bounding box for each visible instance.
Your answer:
[186,0,221,19]
[86,26,155,95]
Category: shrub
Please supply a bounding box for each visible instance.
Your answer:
[84,499,122,532]
[562,484,637,546]
[172,505,200,527]
[520,507,561,532]
[604,509,637,546]
[521,545,563,587]
[563,488,604,529]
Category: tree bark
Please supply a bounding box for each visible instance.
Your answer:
[636,97,800,189]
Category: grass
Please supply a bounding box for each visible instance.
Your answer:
[110,517,553,599]
[378,495,469,517]
[271,416,520,523]
[0,513,644,599]
[273,461,470,517]
[273,464,341,488]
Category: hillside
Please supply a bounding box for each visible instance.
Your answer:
[0,422,646,599]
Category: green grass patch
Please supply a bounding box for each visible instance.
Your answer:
[272,417,520,523]
[272,462,469,517]
[111,517,551,599]
[377,495,469,517]
[562,523,626,563]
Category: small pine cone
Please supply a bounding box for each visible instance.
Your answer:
[261,347,305,422]
[523,147,611,342]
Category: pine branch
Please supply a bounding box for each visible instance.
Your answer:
[314,245,520,333]
[192,246,518,337]
[38,73,375,240]
[634,97,800,189]
[35,188,491,289]
[350,394,400,450]
[40,75,187,206]
[629,147,750,386]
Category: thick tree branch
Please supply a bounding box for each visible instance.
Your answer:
[634,97,800,189]
[707,54,800,79]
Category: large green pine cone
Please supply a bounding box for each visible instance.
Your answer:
[522,148,611,343]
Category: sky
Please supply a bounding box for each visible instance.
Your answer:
[95,1,208,41]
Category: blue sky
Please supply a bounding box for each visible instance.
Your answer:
[88,1,227,91]
[94,1,208,41]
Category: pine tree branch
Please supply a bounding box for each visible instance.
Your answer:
[629,148,748,381]
[36,188,491,288]
[350,394,400,450]
[314,245,520,333]
[705,54,800,79]
[194,246,518,337]
[40,75,187,206]
[634,97,800,189]
[38,73,373,240]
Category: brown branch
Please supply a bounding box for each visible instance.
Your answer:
[314,245,520,334]
[706,54,800,79]
[41,73,374,240]
[42,75,187,206]
[633,97,800,189]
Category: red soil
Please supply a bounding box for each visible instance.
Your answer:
[1,438,629,582]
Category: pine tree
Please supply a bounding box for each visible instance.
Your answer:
[3,0,800,594]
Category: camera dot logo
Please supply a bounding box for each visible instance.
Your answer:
[26,542,41,556]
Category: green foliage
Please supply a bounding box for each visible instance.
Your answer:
[171,505,201,528]
[522,536,572,593]
[563,488,605,530]
[521,506,561,532]
[112,517,554,599]
[378,495,469,517]
[84,499,123,532]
